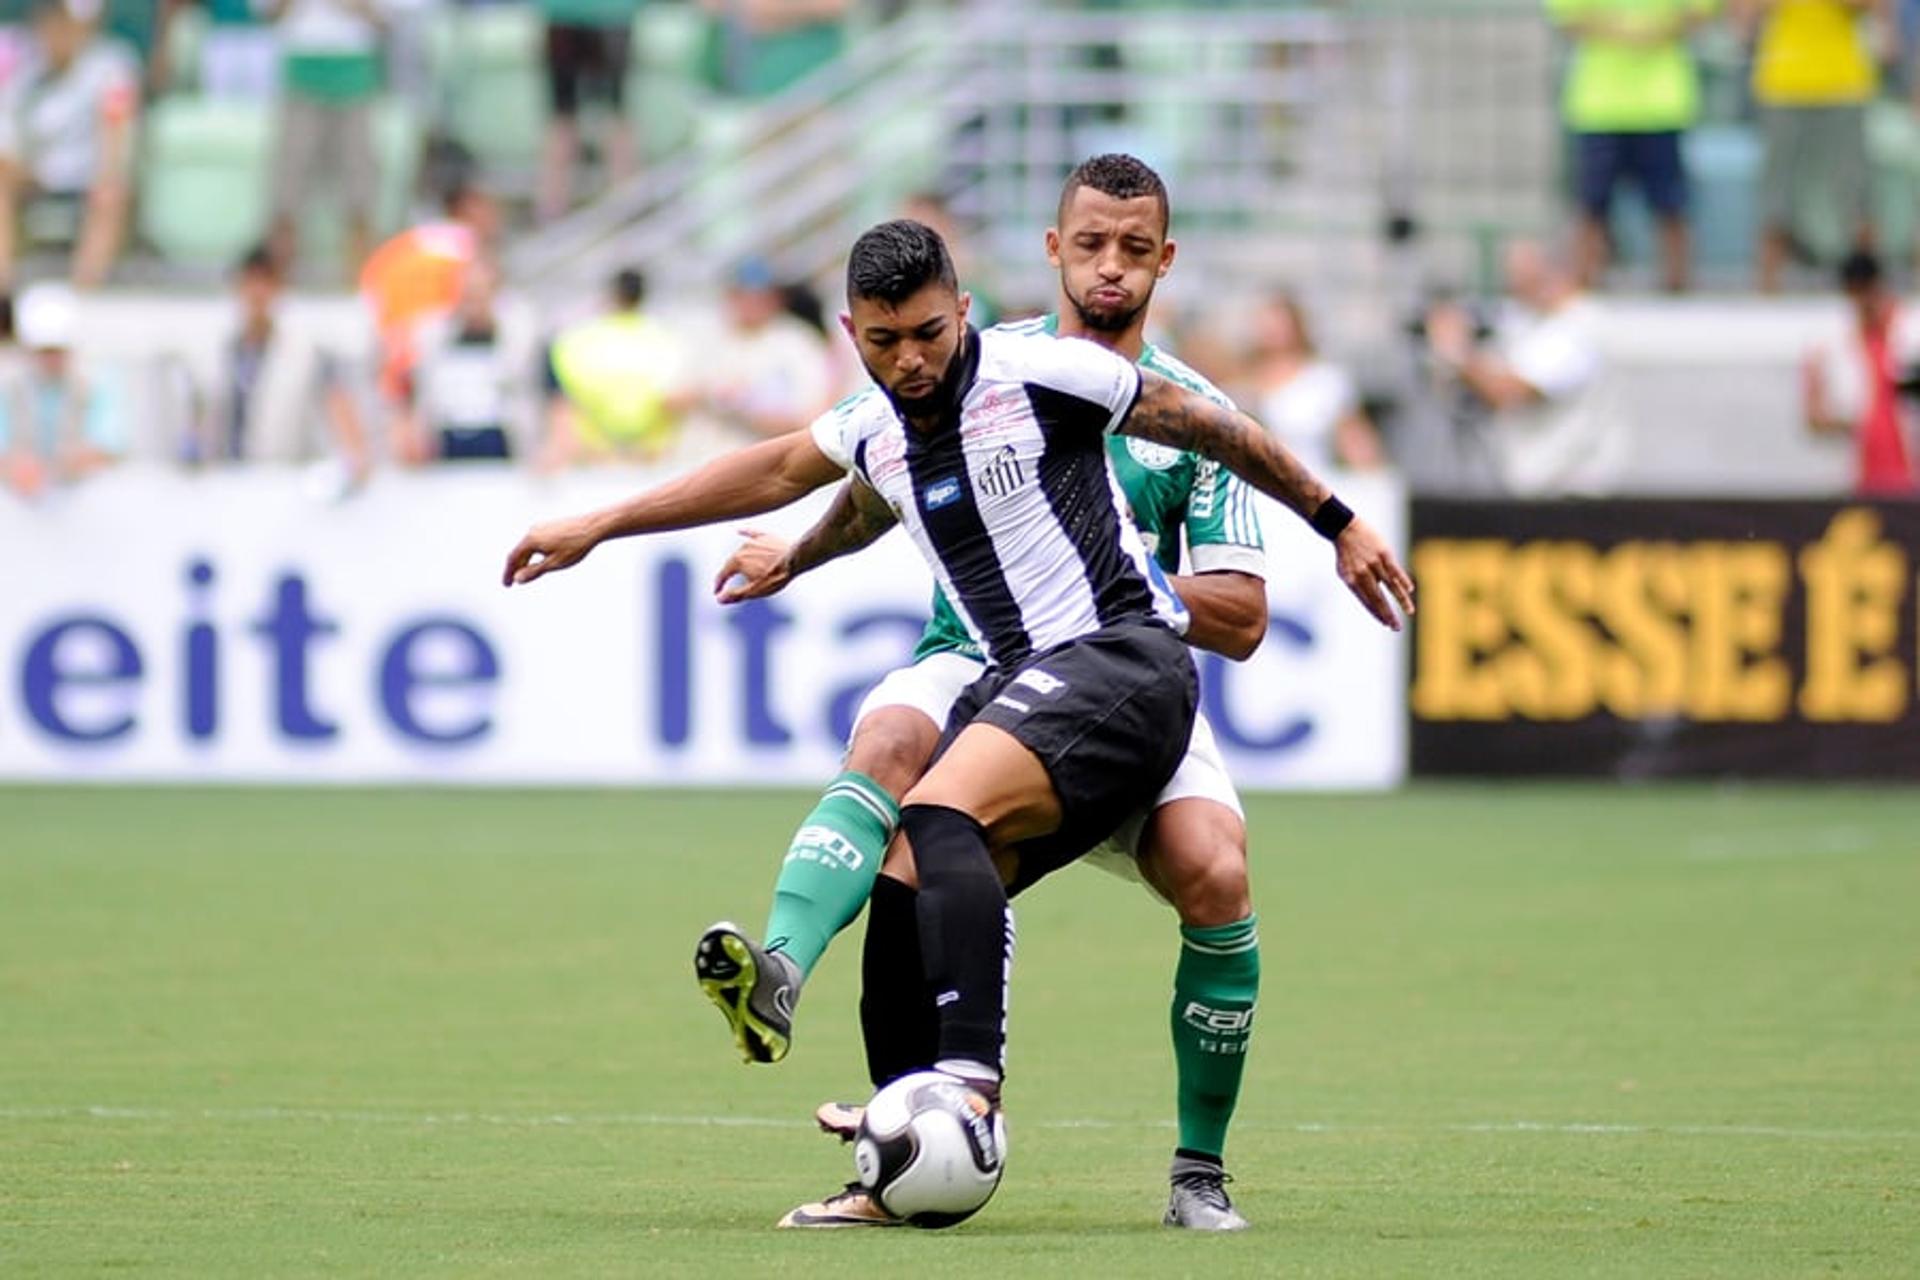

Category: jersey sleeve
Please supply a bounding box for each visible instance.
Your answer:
[1184,459,1268,578]
[807,389,876,471]
[1020,335,1143,434]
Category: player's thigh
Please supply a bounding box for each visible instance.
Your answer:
[1137,715,1251,928]
[906,721,1062,848]
[848,652,980,799]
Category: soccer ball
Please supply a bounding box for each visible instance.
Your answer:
[853,1070,1008,1227]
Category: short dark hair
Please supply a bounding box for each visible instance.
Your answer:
[1058,153,1170,232]
[1841,249,1882,291]
[612,268,646,309]
[846,219,956,305]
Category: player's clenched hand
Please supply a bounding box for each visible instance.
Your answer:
[502,515,601,587]
[1333,518,1416,632]
[713,528,794,604]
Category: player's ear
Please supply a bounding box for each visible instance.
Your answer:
[1044,227,1063,268]
[1158,237,1177,279]
[957,291,972,325]
[839,311,855,342]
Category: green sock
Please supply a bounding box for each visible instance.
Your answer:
[762,771,898,978]
[1170,915,1260,1160]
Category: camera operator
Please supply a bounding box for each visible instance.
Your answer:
[1803,250,1919,497]
[1423,239,1625,497]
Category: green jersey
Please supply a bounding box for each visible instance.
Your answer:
[911,315,1266,663]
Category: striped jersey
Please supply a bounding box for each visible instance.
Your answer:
[810,325,1187,669]
[912,315,1265,663]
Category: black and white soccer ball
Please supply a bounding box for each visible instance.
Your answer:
[853,1070,1008,1227]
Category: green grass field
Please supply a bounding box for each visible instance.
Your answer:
[2,784,1916,1277]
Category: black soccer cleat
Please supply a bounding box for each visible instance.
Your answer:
[694,921,800,1064]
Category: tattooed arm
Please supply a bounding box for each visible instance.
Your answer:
[1123,372,1417,630]
[712,477,900,603]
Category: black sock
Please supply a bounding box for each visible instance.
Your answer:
[900,803,1013,1076]
[859,873,938,1088]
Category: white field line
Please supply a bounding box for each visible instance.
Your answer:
[0,1105,1913,1143]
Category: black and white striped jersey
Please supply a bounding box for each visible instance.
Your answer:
[811,325,1189,669]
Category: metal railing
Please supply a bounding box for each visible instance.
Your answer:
[507,2,1559,313]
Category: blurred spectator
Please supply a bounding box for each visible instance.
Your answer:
[1243,292,1383,475]
[700,0,851,98]
[1802,250,1919,493]
[152,0,281,99]
[540,267,690,467]
[903,190,1001,327]
[1424,240,1624,496]
[536,0,641,223]
[181,243,372,474]
[393,257,539,463]
[0,281,113,495]
[0,0,138,289]
[694,256,832,442]
[1546,0,1716,292]
[360,181,501,407]
[264,0,386,276]
[1736,0,1881,292]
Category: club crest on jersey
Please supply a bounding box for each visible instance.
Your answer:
[1126,438,1182,471]
[924,476,963,509]
[978,445,1026,498]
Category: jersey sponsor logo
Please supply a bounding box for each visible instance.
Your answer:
[1012,668,1065,696]
[1126,438,1182,472]
[978,444,1026,498]
[992,694,1032,713]
[924,476,963,510]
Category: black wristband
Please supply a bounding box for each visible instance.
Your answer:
[1310,495,1354,541]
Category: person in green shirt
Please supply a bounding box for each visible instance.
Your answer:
[699,155,1273,1232]
[1546,0,1718,291]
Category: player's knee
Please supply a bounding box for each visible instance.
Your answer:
[1169,849,1252,929]
[847,710,939,801]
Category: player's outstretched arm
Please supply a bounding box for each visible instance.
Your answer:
[503,432,843,588]
[1123,373,1416,631]
[712,478,899,604]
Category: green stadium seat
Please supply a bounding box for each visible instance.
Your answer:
[137,95,272,266]
[634,3,707,78]
[1868,98,1920,264]
[432,6,548,175]
[1684,123,1762,271]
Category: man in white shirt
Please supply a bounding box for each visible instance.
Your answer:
[695,256,835,444]
[0,0,138,288]
[1424,240,1625,497]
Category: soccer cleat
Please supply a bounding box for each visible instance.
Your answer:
[776,1181,905,1229]
[1164,1155,1250,1231]
[814,1100,864,1141]
[693,922,801,1064]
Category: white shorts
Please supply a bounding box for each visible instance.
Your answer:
[852,649,985,735]
[854,650,1244,896]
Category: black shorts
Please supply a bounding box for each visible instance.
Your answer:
[546,22,632,116]
[934,621,1198,891]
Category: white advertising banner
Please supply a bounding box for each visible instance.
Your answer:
[0,466,1406,788]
